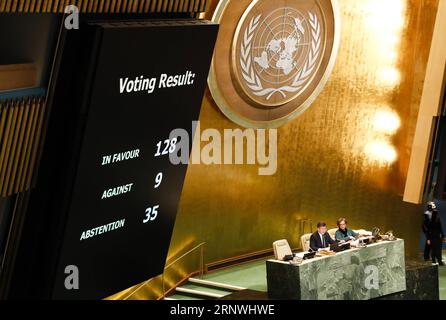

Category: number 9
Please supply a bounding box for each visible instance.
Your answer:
[154,172,163,189]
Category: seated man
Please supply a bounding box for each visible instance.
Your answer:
[310,221,336,251]
[335,217,359,242]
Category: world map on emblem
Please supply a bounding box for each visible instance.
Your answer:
[209,0,339,128]
[235,7,322,106]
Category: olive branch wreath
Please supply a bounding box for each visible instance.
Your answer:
[240,12,321,101]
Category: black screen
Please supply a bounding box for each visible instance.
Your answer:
[52,20,218,299]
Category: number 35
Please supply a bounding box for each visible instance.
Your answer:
[143,205,159,223]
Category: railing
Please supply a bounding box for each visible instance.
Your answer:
[161,242,206,298]
[121,242,206,300]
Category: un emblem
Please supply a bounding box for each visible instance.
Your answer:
[209,0,340,128]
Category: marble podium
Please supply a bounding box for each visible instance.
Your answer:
[377,259,439,300]
[267,239,406,300]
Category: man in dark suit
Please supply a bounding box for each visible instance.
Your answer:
[422,201,436,261]
[310,221,336,251]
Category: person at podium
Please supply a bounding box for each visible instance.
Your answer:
[310,221,336,251]
[335,217,359,242]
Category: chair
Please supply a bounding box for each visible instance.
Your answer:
[300,233,312,252]
[273,239,292,261]
[328,228,337,241]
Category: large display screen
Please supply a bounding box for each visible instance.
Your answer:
[52,20,218,299]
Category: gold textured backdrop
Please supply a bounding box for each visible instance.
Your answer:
[110,0,439,299]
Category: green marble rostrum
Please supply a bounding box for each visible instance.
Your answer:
[267,240,406,300]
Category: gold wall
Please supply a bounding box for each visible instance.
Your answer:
[170,0,438,260]
[111,0,440,299]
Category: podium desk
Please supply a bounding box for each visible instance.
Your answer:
[266,239,406,300]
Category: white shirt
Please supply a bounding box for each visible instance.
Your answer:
[319,232,326,248]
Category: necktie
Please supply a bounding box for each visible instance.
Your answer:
[322,235,325,247]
